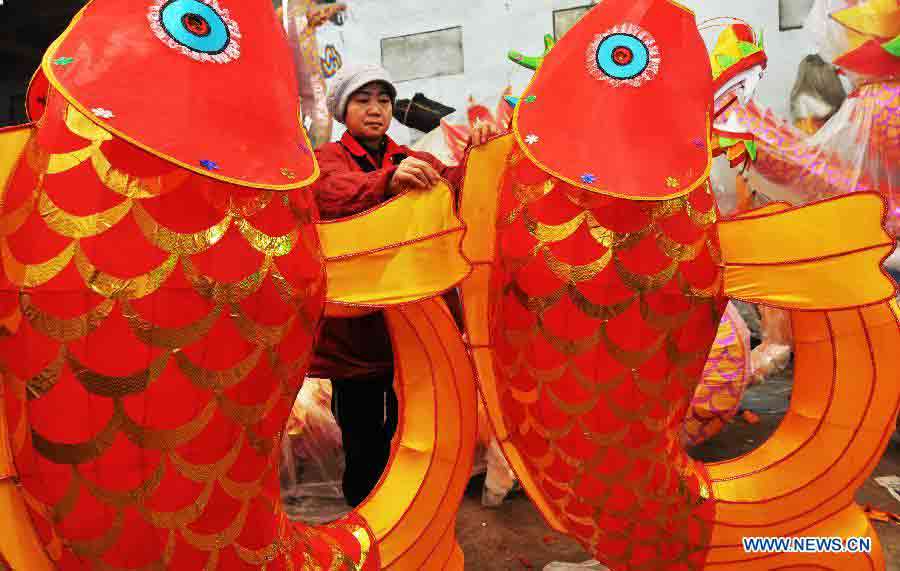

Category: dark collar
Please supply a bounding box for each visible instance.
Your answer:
[340,131,403,164]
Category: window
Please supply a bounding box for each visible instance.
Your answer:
[779,0,815,31]
[553,5,593,40]
[381,26,464,83]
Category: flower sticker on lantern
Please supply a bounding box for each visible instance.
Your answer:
[148,0,241,63]
[587,23,660,87]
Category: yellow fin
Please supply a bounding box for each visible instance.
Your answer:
[0,382,55,570]
[456,134,570,534]
[719,193,896,309]
[318,181,470,307]
[831,0,900,39]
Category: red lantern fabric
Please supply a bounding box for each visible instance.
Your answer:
[0,1,380,568]
[512,0,713,200]
[42,0,317,189]
[0,84,382,569]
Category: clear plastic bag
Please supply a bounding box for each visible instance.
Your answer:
[280,378,350,524]
[482,439,516,508]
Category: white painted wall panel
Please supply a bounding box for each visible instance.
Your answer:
[381,26,465,82]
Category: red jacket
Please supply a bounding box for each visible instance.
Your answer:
[309,131,465,379]
[313,131,464,221]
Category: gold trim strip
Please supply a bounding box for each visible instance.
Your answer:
[66,350,171,398]
[121,300,223,349]
[38,191,131,239]
[0,194,36,237]
[173,349,263,392]
[235,218,299,258]
[20,294,115,343]
[1,238,76,288]
[73,246,178,299]
[182,256,272,304]
[132,202,232,256]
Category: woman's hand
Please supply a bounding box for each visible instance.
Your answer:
[469,122,499,147]
[388,157,441,195]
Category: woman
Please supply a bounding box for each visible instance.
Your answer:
[308,63,496,507]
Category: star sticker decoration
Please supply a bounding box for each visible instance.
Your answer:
[581,173,597,184]
[91,107,114,119]
[524,134,540,145]
[666,176,680,189]
[199,159,220,171]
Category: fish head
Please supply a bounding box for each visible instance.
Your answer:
[37,0,315,190]
[513,0,714,201]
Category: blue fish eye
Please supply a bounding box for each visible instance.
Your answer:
[595,33,650,80]
[159,0,231,55]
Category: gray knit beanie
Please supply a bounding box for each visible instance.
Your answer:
[326,64,398,124]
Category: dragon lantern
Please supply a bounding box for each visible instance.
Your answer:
[724,0,900,237]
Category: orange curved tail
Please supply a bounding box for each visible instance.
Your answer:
[707,196,900,569]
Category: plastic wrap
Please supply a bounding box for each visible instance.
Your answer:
[281,378,347,525]
[280,0,347,148]
[280,377,518,512]
[727,89,899,236]
[750,306,794,383]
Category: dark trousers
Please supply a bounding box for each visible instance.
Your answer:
[330,373,399,507]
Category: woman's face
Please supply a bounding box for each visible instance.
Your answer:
[344,82,393,143]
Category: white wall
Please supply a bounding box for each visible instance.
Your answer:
[327,0,814,132]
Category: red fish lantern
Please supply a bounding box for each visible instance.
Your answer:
[0,1,477,570]
[458,1,900,570]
